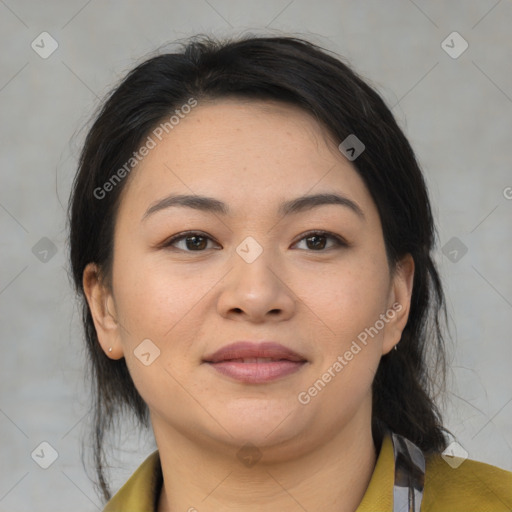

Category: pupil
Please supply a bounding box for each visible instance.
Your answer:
[308,235,325,250]
[187,236,206,250]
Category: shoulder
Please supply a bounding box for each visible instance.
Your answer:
[422,452,512,511]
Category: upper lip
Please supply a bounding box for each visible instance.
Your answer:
[203,341,307,363]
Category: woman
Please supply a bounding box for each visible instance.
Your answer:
[68,34,512,511]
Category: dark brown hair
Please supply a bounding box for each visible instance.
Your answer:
[67,33,450,503]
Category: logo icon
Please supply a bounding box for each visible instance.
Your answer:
[134,339,161,366]
[236,236,263,264]
[338,134,365,161]
[441,32,469,59]
[441,441,468,469]
[31,32,59,59]
[32,237,58,263]
[442,236,468,263]
[31,441,59,469]
[236,442,262,468]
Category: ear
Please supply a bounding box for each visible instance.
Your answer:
[381,253,415,355]
[82,263,124,359]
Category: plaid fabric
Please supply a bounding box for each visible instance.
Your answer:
[390,431,426,512]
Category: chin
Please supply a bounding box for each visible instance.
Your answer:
[216,400,308,444]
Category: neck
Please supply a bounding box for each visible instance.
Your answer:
[154,413,378,512]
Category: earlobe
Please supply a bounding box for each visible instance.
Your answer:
[382,254,415,355]
[82,263,123,359]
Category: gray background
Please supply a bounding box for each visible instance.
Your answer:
[1,0,511,510]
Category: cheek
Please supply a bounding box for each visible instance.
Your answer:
[111,255,209,411]
[300,253,390,398]
[298,265,387,421]
[112,250,203,338]
[313,257,390,332]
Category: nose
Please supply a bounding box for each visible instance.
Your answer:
[216,245,296,323]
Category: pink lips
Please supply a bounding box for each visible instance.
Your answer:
[202,341,308,384]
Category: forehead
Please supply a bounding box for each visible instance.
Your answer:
[116,98,375,221]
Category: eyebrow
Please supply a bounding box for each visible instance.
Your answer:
[142,192,365,221]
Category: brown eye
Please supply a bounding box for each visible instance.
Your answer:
[162,232,219,251]
[293,231,347,251]
[305,234,327,250]
[183,235,208,250]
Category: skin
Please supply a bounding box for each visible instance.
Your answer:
[83,98,414,512]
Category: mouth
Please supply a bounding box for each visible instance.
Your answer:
[202,341,308,384]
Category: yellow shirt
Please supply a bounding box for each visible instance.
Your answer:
[103,433,512,511]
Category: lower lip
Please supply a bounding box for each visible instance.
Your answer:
[204,360,306,383]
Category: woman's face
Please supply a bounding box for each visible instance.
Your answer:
[85,98,413,460]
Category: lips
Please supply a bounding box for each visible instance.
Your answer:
[202,341,307,363]
[202,341,308,384]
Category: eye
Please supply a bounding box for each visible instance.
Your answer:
[160,230,348,252]
[292,230,348,251]
[162,231,220,252]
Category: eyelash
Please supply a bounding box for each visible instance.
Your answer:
[161,230,348,252]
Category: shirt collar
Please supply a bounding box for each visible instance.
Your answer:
[102,448,162,511]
